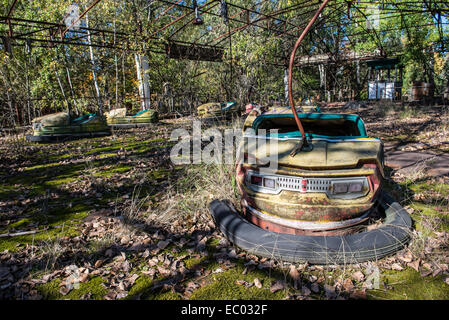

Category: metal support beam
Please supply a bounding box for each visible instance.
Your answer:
[150,0,184,25]
[6,0,19,19]
[288,0,331,156]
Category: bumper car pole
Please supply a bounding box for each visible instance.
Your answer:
[288,0,331,156]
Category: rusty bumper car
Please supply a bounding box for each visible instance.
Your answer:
[26,112,111,143]
[105,108,158,128]
[197,101,240,121]
[209,112,412,264]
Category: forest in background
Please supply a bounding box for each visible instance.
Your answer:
[1,0,449,127]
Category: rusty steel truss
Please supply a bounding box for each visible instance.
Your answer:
[1,0,448,64]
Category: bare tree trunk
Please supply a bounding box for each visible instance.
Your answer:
[0,63,19,126]
[24,59,32,124]
[356,60,361,100]
[65,66,79,115]
[6,89,16,127]
[113,14,120,109]
[58,42,79,115]
[53,63,70,117]
[86,14,103,115]
[284,67,289,104]
[319,64,326,101]
[135,53,143,109]
[115,54,119,109]
[135,54,151,110]
[141,55,151,110]
[122,54,126,106]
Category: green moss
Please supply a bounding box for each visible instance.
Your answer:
[409,202,449,233]
[96,153,118,159]
[150,291,182,300]
[51,203,90,222]
[0,226,80,252]
[46,153,73,161]
[37,277,107,300]
[0,184,16,198]
[184,256,206,269]
[411,202,441,216]
[146,138,166,143]
[44,176,77,187]
[3,162,85,197]
[0,202,89,252]
[126,275,153,298]
[0,134,139,254]
[86,144,122,155]
[93,164,132,177]
[190,264,288,300]
[121,138,170,155]
[392,178,449,233]
[405,181,449,197]
[23,162,61,171]
[5,218,32,229]
[125,274,182,300]
[125,144,155,154]
[367,268,449,300]
[206,237,221,249]
[148,168,172,180]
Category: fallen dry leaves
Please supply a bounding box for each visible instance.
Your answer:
[1,112,449,301]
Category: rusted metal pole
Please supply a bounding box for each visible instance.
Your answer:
[288,0,331,154]
[151,8,193,37]
[213,22,249,42]
[150,0,184,25]
[6,0,19,19]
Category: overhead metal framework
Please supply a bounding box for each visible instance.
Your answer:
[0,0,448,128]
[0,0,448,63]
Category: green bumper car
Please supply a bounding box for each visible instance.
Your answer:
[197,101,239,119]
[26,112,111,142]
[105,108,158,128]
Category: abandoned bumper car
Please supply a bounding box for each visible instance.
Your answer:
[26,112,111,142]
[105,108,158,128]
[197,101,240,119]
[209,108,412,264]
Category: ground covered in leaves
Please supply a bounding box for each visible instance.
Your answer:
[1,103,449,300]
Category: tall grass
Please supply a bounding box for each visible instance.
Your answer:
[143,118,243,227]
[143,162,239,227]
